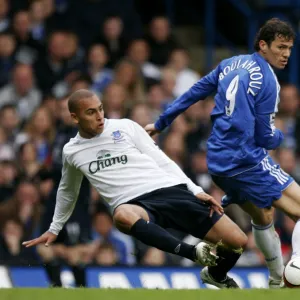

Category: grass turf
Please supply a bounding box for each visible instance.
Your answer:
[0,288,299,300]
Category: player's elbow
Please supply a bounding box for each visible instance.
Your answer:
[255,133,283,150]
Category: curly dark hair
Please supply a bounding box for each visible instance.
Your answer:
[254,18,296,51]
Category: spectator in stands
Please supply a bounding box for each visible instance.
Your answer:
[185,150,212,192]
[145,16,179,67]
[29,0,48,43]
[185,99,214,153]
[41,94,58,120]
[11,10,44,64]
[92,201,136,266]
[102,82,128,119]
[0,181,42,240]
[0,127,15,161]
[17,142,41,181]
[0,105,20,144]
[0,160,18,203]
[126,39,161,88]
[0,32,16,88]
[15,107,55,163]
[86,44,113,95]
[94,242,119,266]
[275,148,300,183]
[94,15,128,68]
[34,31,68,94]
[0,64,42,121]
[129,103,153,128]
[147,84,167,121]
[0,218,38,264]
[70,75,92,94]
[162,132,186,168]
[278,84,299,149]
[64,32,85,75]
[114,59,146,106]
[159,68,177,105]
[0,0,10,33]
[167,48,200,97]
[141,247,167,266]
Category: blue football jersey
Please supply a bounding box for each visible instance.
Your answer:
[155,52,284,176]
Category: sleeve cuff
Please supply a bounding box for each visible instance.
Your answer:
[48,224,60,236]
[154,118,166,131]
[189,185,204,195]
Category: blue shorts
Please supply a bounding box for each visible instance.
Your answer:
[212,156,294,208]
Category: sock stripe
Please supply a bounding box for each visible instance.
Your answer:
[251,220,274,230]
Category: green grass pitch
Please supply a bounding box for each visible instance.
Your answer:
[0,289,299,300]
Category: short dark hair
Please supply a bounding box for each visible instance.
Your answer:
[254,18,295,51]
[68,89,95,113]
[0,104,17,114]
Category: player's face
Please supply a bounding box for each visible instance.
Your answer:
[260,35,294,69]
[72,95,105,138]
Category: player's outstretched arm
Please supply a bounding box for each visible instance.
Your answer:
[22,231,57,248]
[154,67,219,132]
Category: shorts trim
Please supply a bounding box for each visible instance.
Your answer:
[282,179,294,191]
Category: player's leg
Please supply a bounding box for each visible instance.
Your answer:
[199,214,247,288]
[37,244,63,287]
[272,181,300,260]
[113,203,216,265]
[66,245,86,287]
[213,158,286,288]
[239,201,284,287]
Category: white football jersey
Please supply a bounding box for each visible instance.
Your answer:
[49,119,203,235]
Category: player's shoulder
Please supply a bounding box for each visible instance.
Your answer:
[62,133,81,157]
[107,118,136,129]
[106,118,139,137]
[219,54,252,66]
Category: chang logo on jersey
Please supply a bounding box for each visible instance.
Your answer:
[88,151,128,174]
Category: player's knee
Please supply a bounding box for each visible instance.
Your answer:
[113,205,140,234]
[251,208,274,227]
[237,231,248,249]
[227,230,248,250]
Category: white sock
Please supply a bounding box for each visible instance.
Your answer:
[252,221,284,280]
[291,220,300,259]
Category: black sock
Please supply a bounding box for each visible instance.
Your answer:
[208,247,242,281]
[45,261,62,287]
[71,265,86,287]
[130,218,196,261]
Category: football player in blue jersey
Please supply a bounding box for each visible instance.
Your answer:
[145,18,300,288]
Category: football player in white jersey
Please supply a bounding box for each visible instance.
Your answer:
[23,89,247,288]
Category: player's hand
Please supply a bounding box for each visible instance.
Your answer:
[144,123,161,137]
[195,192,224,217]
[22,231,57,248]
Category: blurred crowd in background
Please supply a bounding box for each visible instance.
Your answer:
[0,0,299,271]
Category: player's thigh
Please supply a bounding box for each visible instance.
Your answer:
[239,201,275,226]
[203,215,248,249]
[113,203,150,233]
[273,181,300,221]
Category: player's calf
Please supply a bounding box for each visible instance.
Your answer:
[203,215,247,286]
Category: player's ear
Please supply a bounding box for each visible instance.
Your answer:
[70,112,79,124]
[259,40,268,53]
